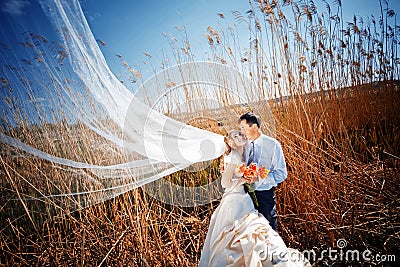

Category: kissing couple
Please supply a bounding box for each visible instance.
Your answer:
[199,112,310,266]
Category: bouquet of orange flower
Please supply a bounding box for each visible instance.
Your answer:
[237,163,270,179]
[237,163,270,207]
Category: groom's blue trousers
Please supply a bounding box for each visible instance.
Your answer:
[254,188,278,231]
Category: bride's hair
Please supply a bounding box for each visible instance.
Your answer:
[224,130,242,155]
[224,136,232,155]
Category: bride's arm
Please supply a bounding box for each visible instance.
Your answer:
[221,162,237,189]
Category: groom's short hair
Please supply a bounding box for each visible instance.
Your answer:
[239,112,260,128]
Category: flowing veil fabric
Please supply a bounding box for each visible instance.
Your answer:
[0,0,277,212]
[0,0,230,211]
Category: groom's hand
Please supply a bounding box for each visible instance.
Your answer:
[243,174,258,184]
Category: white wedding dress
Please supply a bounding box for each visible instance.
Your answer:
[199,154,309,267]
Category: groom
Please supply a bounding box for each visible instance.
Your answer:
[239,112,287,231]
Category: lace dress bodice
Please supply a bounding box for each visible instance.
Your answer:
[222,153,245,193]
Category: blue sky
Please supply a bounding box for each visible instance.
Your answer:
[1,0,399,82]
[79,0,399,82]
[0,0,399,99]
[79,0,252,84]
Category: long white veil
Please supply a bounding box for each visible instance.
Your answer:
[0,0,271,211]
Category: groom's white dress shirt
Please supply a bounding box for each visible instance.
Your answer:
[245,133,288,191]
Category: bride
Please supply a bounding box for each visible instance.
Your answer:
[199,130,309,267]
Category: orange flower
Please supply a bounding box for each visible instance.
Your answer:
[259,166,270,179]
[244,163,257,177]
[237,163,246,174]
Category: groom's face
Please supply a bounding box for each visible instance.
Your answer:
[240,120,258,140]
